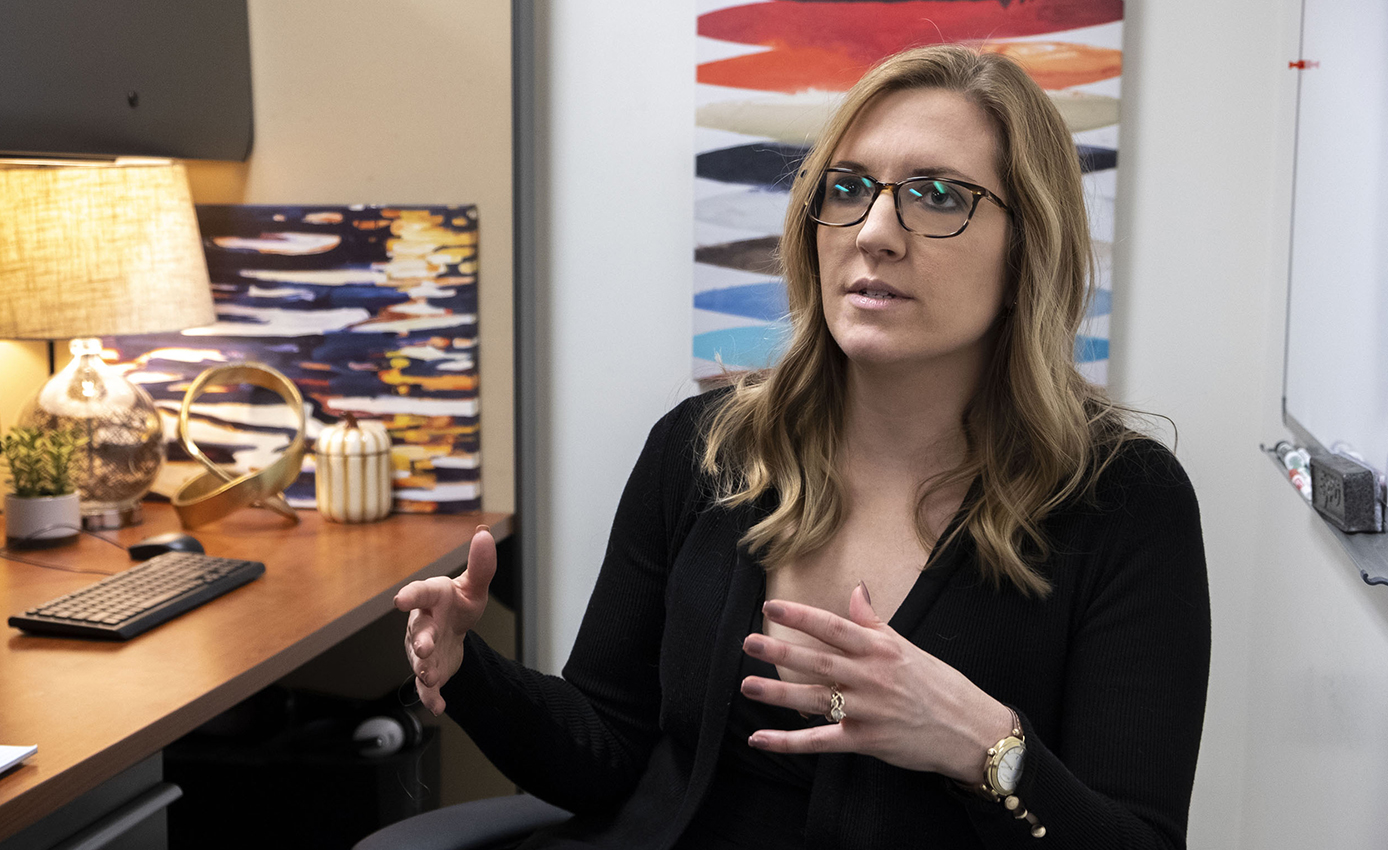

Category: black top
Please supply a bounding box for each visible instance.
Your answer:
[675,601,813,849]
[441,390,1212,849]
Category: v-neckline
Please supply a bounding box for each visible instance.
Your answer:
[754,475,977,671]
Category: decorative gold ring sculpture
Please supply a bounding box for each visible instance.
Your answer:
[171,363,308,529]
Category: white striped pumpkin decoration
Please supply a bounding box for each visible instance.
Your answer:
[314,413,393,523]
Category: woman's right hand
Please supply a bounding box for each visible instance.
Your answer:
[394,526,497,715]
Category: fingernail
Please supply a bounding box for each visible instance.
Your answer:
[476,524,491,533]
[763,600,786,619]
[742,678,764,697]
[744,634,766,653]
[748,734,768,749]
[859,581,872,606]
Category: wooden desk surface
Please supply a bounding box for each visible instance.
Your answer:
[0,502,511,841]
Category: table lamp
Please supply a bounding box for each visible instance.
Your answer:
[0,160,215,528]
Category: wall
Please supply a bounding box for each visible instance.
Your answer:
[531,3,699,673]
[536,1,1388,848]
[0,343,47,431]
[188,0,516,518]
[1109,1,1283,845]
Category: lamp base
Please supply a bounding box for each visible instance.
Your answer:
[20,338,165,527]
[81,502,145,530]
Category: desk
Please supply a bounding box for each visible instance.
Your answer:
[0,502,511,842]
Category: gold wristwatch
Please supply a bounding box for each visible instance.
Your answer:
[980,709,1026,800]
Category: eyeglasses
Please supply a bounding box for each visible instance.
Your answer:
[807,167,1012,238]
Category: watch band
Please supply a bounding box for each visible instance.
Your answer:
[979,707,1046,838]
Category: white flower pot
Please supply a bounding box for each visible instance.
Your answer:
[5,492,81,549]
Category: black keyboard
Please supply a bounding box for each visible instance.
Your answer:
[8,551,266,640]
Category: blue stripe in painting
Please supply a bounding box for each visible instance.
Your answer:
[693,324,788,370]
[1088,287,1111,318]
[1075,336,1109,363]
[694,282,789,322]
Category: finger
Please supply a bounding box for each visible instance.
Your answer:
[743,633,854,685]
[403,614,421,662]
[395,575,454,612]
[762,599,876,655]
[417,681,446,716]
[748,723,852,754]
[405,607,438,659]
[413,623,436,659]
[415,657,434,688]
[458,526,497,603]
[741,676,848,719]
[847,581,882,628]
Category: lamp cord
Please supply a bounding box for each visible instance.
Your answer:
[0,525,127,575]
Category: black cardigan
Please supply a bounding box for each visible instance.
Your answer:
[441,391,1211,849]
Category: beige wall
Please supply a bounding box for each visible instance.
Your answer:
[0,342,48,430]
[189,0,516,515]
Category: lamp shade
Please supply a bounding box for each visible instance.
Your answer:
[0,160,215,340]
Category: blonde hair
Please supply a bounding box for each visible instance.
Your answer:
[701,44,1134,597]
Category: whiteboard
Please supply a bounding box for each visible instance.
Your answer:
[1284,0,1388,467]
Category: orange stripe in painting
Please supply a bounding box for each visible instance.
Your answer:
[699,41,1121,94]
[698,1,1124,61]
[979,42,1122,89]
[699,46,872,92]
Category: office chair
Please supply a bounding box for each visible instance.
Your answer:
[352,792,571,850]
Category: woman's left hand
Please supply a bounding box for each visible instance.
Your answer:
[740,582,1013,783]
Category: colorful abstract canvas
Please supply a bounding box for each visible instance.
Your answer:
[695,0,1122,385]
[102,204,481,514]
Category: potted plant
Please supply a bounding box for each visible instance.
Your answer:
[2,426,82,548]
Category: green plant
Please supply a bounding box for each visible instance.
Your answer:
[1,426,82,498]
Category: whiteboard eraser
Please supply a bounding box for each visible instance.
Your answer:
[1310,453,1383,533]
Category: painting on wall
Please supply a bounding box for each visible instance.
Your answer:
[694,0,1123,385]
[101,204,481,514]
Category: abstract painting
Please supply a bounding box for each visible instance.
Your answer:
[694,0,1123,385]
[102,204,481,514]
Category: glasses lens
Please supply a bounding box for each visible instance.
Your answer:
[898,178,973,236]
[812,171,875,225]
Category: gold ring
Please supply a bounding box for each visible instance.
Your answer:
[171,363,307,529]
[826,684,846,723]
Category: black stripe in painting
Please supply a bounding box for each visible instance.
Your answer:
[698,143,1116,189]
[697,144,810,189]
[1077,145,1118,173]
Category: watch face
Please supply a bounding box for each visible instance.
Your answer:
[996,745,1025,793]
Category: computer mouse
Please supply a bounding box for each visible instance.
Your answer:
[129,532,206,560]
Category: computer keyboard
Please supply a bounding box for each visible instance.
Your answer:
[8,551,266,640]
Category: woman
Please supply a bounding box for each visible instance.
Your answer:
[396,45,1210,849]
